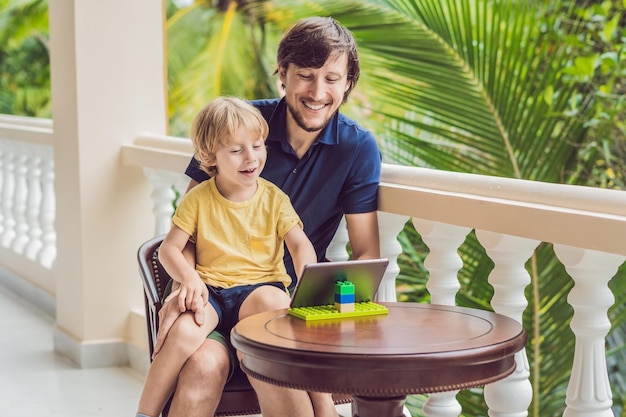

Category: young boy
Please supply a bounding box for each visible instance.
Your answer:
[135,97,317,417]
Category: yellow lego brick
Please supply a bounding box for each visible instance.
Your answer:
[288,301,388,321]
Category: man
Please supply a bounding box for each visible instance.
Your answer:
[155,16,381,417]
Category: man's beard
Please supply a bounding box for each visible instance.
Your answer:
[286,101,332,133]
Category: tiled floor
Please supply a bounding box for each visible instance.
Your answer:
[0,285,144,417]
[0,284,361,417]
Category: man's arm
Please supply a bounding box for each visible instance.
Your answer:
[345,211,380,260]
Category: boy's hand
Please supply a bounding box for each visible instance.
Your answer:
[152,282,208,358]
[178,278,209,315]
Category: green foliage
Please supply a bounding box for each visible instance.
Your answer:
[2,1,625,416]
[0,0,50,116]
[166,0,282,136]
[560,0,626,190]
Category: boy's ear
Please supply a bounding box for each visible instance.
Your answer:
[199,151,210,163]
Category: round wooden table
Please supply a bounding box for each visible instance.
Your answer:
[231,302,526,417]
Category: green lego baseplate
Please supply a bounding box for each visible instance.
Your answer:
[288,301,388,321]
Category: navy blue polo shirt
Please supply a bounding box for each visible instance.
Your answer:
[185,98,381,286]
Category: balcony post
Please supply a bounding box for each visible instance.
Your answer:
[412,218,471,417]
[48,0,167,367]
[477,231,537,417]
[553,246,625,417]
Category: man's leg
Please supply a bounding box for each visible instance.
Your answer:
[237,284,336,417]
[246,376,314,417]
[167,337,231,417]
[310,392,340,417]
[138,310,218,417]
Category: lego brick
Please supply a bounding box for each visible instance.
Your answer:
[288,301,389,321]
[334,280,355,295]
[334,302,355,313]
[334,293,355,303]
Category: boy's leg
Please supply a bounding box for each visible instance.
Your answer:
[237,283,291,319]
[137,307,219,417]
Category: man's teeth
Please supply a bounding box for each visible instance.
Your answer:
[304,102,325,110]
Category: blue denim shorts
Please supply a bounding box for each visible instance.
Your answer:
[208,281,286,337]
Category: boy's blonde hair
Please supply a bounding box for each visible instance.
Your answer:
[191,97,269,176]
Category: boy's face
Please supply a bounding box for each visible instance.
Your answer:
[213,127,266,197]
[280,53,351,134]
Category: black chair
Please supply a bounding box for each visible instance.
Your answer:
[138,234,261,416]
[137,234,352,416]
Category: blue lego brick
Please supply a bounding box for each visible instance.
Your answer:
[334,292,355,303]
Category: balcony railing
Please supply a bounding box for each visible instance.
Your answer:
[1,114,626,417]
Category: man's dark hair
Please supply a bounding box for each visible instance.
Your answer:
[276,17,360,102]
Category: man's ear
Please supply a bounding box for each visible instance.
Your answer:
[278,65,287,81]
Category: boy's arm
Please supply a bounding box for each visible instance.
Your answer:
[159,225,208,313]
[153,226,207,356]
[283,226,317,279]
[345,211,380,260]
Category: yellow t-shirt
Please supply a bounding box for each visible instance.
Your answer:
[172,177,302,289]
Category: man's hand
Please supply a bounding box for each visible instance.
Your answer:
[152,285,207,358]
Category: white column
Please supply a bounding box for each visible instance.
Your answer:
[326,215,350,261]
[412,218,471,417]
[24,144,44,261]
[553,246,625,417]
[412,218,470,305]
[144,168,184,236]
[376,212,406,302]
[476,231,537,417]
[37,147,56,268]
[48,0,167,367]
[1,141,16,247]
[10,142,30,254]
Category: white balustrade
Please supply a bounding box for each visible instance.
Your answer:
[412,218,471,305]
[1,130,625,417]
[0,140,4,236]
[1,140,16,247]
[421,391,462,417]
[553,246,626,417]
[411,219,471,417]
[326,215,350,261]
[377,212,407,302]
[477,231,537,417]
[143,168,187,236]
[24,144,44,260]
[0,134,55,270]
[37,146,56,268]
[11,142,30,254]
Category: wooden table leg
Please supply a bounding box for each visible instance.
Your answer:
[352,395,406,417]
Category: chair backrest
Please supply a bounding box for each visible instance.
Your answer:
[137,235,262,417]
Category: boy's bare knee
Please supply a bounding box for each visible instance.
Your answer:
[240,286,291,319]
[165,313,210,357]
